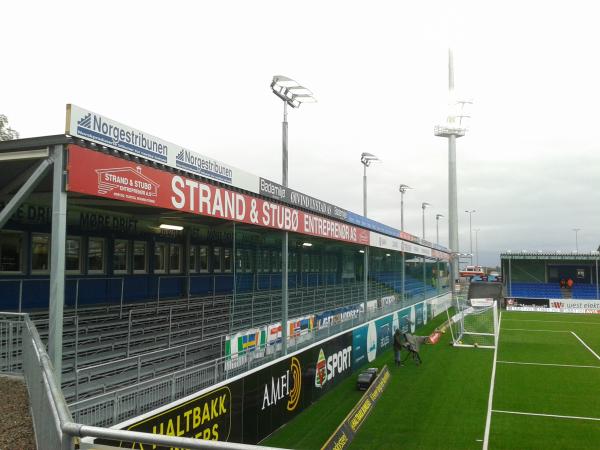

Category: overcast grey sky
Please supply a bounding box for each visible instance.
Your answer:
[3,1,600,266]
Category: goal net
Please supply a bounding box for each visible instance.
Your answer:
[447,294,499,349]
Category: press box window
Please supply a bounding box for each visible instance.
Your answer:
[66,237,81,273]
[199,246,208,272]
[31,234,50,273]
[154,243,167,273]
[88,237,105,274]
[113,240,129,274]
[213,247,222,272]
[133,241,147,274]
[0,231,23,273]
[170,244,182,273]
[223,248,232,273]
[189,247,197,273]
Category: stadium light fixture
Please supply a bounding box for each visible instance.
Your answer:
[399,184,412,232]
[386,253,391,257]
[271,75,317,109]
[302,242,313,247]
[359,249,365,254]
[421,202,431,240]
[159,224,184,231]
[271,75,316,356]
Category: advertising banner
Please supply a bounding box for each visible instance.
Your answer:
[548,299,600,309]
[414,303,424,328]
[105,329,354,447]
[67,145,370,245]
[504,297,549,308]
[66,104,259,193]
[321,366,391,450]
[259,178,348,221]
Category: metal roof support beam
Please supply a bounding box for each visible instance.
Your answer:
[48,144,67,385]
[0,156,53,230]
[0,147,49,161]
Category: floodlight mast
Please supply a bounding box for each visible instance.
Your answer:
[399,184,411,302]
[434,49,471,293]
[399,184,411,232]
[360,152,380,321]
[271,75,316,355]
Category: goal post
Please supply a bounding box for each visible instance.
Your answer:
[449,296,499,349]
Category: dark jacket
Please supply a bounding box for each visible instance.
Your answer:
[393,331,402,350]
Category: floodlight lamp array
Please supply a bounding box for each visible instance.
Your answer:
[271,75,316,108]
[360,152,379,167]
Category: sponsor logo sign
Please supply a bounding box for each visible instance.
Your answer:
[259,178,348,221]
[549,299,600,309]
[366,322,377,363]
[122,386,232,443]
[67,145,370,245]
[261,356,302,411]
[66,104,259,193]
[314,346,352,388]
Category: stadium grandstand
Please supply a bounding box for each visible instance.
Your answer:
[0,105,452,448]
[501,251,600,301]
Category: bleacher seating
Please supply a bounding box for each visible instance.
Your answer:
[572,284,600,300]
[16,279,398,403]
[509,282,563,298]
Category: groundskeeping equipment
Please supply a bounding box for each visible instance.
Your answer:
[446,295,499,349]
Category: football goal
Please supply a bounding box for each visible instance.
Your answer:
[446,295,499,349]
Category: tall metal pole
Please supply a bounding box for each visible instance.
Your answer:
[573,228,580,252]
[436,217,440,245]
[400,190,405,232]
[48,145,67,384]
[422,206,426,295]
[448,132,458,283]
[400,190,405,302]
[475,229,479,266]
[468,211,473,263]
[363,164,368,321]
[422,207,426,240]
[281,101,289,355]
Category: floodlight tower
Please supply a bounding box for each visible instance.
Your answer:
[271,75,316,355]
[361,152,380,320]
[434,49,471,292]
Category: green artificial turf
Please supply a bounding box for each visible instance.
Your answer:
[262,309,600,450]
[261,309,486,450]
[489,311,600,450]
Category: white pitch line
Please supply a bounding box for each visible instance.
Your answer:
[571,332,600,361]
[503,319,600,326]
[497,360,600,369]
[493,409,600,422]
[501,328,570,333]
[482,312,501,450]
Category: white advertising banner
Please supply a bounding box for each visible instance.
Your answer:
[369,231,433,257]
[548,299,600,309]
[66,104,260,193]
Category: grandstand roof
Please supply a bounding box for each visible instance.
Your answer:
[501,252,600,261]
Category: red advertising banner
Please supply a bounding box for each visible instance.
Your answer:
[67,145,370,245]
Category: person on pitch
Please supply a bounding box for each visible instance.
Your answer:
[393,328,403,367]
